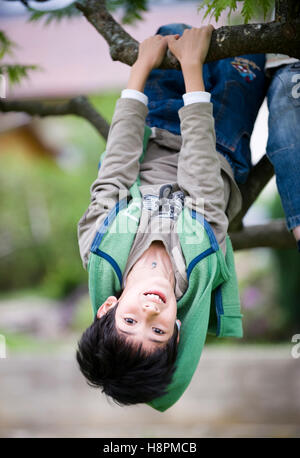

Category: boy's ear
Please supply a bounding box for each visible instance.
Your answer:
[96,296,118,319]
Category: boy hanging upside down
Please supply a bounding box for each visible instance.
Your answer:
[76,24,266,412]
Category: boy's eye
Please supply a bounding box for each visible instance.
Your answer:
[153,327,165,335]
[124,317,136,324]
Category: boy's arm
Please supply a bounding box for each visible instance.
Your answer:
[167,27,229,254]
[78,35,172,268]
[177,95,228,254]
[78,97,147,268]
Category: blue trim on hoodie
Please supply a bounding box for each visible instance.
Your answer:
[94,248,123,286]
[187,247,215,280]
[203,219,219,252]
[190,209,219,251]
[186,209,219,278]
[214,285,224,336]
[91,198,128,252]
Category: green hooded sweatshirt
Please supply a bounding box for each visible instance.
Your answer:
[87,127,243,412]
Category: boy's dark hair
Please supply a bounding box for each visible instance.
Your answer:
[76,303,179,405]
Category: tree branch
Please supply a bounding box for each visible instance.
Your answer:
[230,219,296,250]
[76,0,300,65]
[275,0,300,23]
[229,155,275,231]
[0,95,110,140]
[208,21,300,61]
[75,0,140,66]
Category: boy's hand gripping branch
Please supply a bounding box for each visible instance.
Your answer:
[166,25,215,67]
[127,26,215,94]
[127,34,176,93]
[167,26,215,92]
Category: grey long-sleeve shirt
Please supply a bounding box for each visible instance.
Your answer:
[78,97,242,298]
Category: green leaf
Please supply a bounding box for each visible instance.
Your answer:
[107,0,148,24]
[198,0,274,24]
[0,31,18,60]
[0,64,41,87]
[27,4,82,24]
[241,0,254,23]
[260,0,274,21]
[25,0,148,26]
[198,0,237,22]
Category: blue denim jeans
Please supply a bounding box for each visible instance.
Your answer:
[144,23,267,184]
[266,62,300,231]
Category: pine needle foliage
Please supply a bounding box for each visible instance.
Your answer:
[198,0,274,24]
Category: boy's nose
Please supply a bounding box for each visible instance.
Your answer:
[142,302,159,315]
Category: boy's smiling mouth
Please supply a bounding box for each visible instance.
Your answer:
[143,291,166,304]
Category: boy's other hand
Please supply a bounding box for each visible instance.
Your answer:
[136,34,179,71]
[166,26,214,67]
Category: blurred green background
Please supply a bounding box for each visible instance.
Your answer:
[0,92,119,349]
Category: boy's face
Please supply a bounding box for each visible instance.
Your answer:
[97,275,180,352]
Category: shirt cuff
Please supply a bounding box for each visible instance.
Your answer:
[183,91,211,105]
[121,89,148,106]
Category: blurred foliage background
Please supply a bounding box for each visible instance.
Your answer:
[0,92,118,298]
[0,92,120,350]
